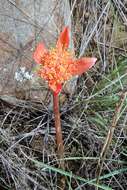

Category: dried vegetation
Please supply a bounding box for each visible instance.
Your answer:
[0,0,127,189]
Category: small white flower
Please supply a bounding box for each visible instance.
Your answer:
[20,67,26,74]
[24,72,33,80]
[14,67,33,82]
[14,71,23,82]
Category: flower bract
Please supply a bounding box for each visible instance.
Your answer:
[33,27,97,94]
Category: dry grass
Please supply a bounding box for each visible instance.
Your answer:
[0,0,127,189]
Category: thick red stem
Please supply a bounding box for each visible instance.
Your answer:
[53,92,64,170]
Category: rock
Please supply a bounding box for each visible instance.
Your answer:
[0,0,76,103]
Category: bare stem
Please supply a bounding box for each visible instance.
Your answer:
[53,92,65,189]
[96,91,127,189]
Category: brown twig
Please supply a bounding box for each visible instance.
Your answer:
[53,92,65,189]
[96,91,127,189]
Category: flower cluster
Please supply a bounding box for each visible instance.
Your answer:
[33,27,97,94]
[14,67,33,82]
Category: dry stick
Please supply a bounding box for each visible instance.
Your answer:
[53,92,65,189]
[96,91,127,189]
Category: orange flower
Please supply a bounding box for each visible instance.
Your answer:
[33,26,97,94]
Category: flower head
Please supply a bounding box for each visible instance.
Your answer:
[33,26,97,95]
